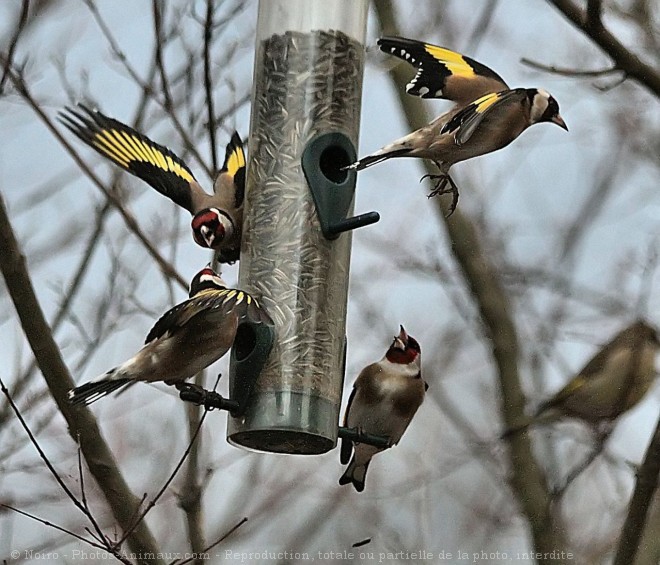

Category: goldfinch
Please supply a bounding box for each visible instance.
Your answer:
[506,320,659,436]
[339,326,427,492]
[59,105,246,263]
[68,266,271,405]
[349,37,568,213]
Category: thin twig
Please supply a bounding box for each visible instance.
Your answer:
[174,517,248,565]
[552,429,612,498]
[465,0,500,54]
[520,57,620,78]
[0,63,187,290]
[203,0,218,171]
[180,374,221,560]
[84,0,213,179]
[0,192,164,562]
[613,415,660,565]
[0,376,108,545]
[0,504,125,557]
[374,2,567,561]
[153,0,174,111]
[0,0,29,92]
[548,0,660,97]
[116,395,211,547]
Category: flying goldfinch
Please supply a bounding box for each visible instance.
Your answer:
[68,266,271,405]
[349,37,567,214]
[339,326,427,492]
[59,105,246,263]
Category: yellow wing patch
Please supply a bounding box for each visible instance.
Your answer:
[226,145,246,178]
[223,290,237,305]
[473,92,501,114]
[93,132,131,168]
[92,128,195,184]
[424,44,475,79]
[560,376,586,397]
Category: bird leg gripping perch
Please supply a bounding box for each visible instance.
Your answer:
[177,382,240,413]
[337,426,392,449]
[302,132,380,239]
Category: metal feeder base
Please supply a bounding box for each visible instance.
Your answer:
[227,391,337,454]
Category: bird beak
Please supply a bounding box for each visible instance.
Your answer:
[393,325,408,350]
[551,114,568,131]
[200,225,214,247]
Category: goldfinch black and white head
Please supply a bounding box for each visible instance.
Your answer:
[58,106,246,263]
[191,207,236,251]
[527,88,568,130]
[188,264,227,296]
[68,265,271,406]
[349,37,567,214]
[339,326,427,492]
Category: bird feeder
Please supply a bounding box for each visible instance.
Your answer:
[227,0,374,454]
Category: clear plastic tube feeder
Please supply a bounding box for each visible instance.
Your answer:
[227,0,373,454]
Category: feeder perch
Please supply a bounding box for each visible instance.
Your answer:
[302,132,379,240]
[178,319,274,415]
[337,427,392,450]
[227,0,370,454]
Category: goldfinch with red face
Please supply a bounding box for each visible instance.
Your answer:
[59,106,246,263]
[349,37,568,214]
[339,326,427,492]
[505,320,659,436]
[68,266,271,405]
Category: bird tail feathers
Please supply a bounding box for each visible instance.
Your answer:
[68,368,131,406]
[338,457,369,492]
[347,147,411,171]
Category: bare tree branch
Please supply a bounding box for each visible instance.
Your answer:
[83,0,213,180]
[373,2,568,561]
[548,0,660,97]
[203,0,218,171]
[0,0,29,92]
[0,191,165,563]
[614,415,660,565]
[520,57,620,78]
[174,517,248,565]
[116,398,209,548]
[0,61,188,290]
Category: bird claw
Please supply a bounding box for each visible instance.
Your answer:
[421,173,460,217]
[175,382,209,406]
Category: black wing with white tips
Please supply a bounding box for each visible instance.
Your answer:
[378,37,508,106]
[144,288,272,344]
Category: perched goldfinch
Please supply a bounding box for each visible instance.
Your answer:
[68,266,271,405]
[349,37,568,213]
[59,106,246,263]
[506,320,659,436]
[339,326,427,492]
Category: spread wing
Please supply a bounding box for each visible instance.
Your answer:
[441,89,526,145]
[59,105,200,213]
[217,131,246,210]
[378,36,508,107]
[145,288,272,344]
